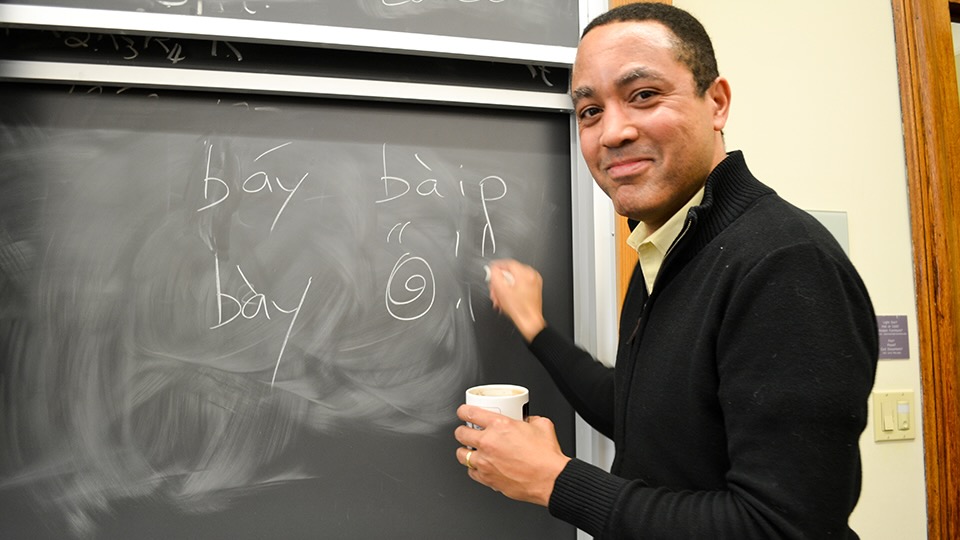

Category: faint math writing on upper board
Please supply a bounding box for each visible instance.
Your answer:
[9,0,579,47]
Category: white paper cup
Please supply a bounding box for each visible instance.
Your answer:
[465,384,529,428]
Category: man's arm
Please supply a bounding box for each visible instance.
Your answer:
[487,259,616,436]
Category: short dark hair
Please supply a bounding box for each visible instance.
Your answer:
[582,3,719,96]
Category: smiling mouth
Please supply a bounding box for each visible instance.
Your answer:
[605,159,652,179]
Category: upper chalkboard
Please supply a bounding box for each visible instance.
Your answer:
[4,0,580,48]
[0,82,576,539]
[0,27,571,96]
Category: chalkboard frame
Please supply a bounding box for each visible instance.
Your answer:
[0,58,573,111]
[0,3,580,66]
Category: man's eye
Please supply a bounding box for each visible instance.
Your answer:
[578,106,601,120]
[633,90,657,101]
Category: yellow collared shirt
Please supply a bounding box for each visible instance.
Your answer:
[626,186,705,295]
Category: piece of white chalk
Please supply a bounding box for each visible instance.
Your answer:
[482,265,515,285]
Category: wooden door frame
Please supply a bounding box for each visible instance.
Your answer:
[891,1,960,537]
[607,0,960,537]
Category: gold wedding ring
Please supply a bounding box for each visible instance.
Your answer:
[464,450,475,470]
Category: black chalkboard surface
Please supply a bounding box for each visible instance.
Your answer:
[0,83,575,539]
[7,0,579,47]
[0,27,570,93]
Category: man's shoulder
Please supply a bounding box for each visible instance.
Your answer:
[720,193,850,262]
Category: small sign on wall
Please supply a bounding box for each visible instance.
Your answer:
[807,210,849,256]
[877,315,909,360]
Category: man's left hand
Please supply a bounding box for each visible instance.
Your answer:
[454,404,571,507]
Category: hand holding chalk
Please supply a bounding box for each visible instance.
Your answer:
[483,265,514,286]
[483,260,546,343]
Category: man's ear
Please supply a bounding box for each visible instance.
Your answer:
[708,77,731,132]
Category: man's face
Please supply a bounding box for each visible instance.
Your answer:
[571,21,729,229]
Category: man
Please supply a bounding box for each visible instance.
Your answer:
[454,3,878,539]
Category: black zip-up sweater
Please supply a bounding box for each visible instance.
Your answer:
[531,152,878,539]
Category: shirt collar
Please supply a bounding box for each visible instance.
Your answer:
[626,186,706,253]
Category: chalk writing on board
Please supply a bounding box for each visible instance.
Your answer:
[4,29,564,91]
[157,0,262,16]
[210,251,314,384]
[1,133,507,536]
[0,85,574,538]
[376,143,506,323]
[153,0,512,15]
[364,0,512,18]
[1,0,579,49]
[382,0,506,6]
[527,65,555,87]
[199,141,309,231]
[55,30,244,63]
[385,252,436,321]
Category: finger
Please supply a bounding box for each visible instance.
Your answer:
[491,258,523,270]
[489,260,521,284]
[488,268,512,292]
[457,447,476,469]
[457,403,507,428]
[454,425,482,449]
[488,258,516,269]
[528,415,555,429]
[529,416,560,438]
[465,459,500,494]
[467,468,483,485]
[488,281,501,309]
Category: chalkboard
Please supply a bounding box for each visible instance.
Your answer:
[0,27,570,93]
[5,0,580,47]
[0,82,576,539]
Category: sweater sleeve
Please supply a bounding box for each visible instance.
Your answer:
[552,241,877,539]
[549,458,629,534]
[528,326,616,439]
[699,243,876,538]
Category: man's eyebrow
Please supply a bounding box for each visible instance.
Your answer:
[571,67,667,106]
[616,67,667,87]
[570,86,594,106]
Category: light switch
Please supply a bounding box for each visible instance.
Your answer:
[880,401,895,432]
[897,401,910,430]
[873,390,916,441]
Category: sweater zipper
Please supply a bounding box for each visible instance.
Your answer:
[626,215,694,344]
[663,214,694,263]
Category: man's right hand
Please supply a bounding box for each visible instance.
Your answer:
[487,259,547,343]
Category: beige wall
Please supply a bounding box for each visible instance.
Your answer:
[672,1,928,538]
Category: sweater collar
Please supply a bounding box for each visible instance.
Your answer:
[686,150,774,252]
[624,151,773,295]
[623,151,771,234]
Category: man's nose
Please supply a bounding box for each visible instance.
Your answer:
[599,104,639,148]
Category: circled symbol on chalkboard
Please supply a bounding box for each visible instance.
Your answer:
[385,252,436,321]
